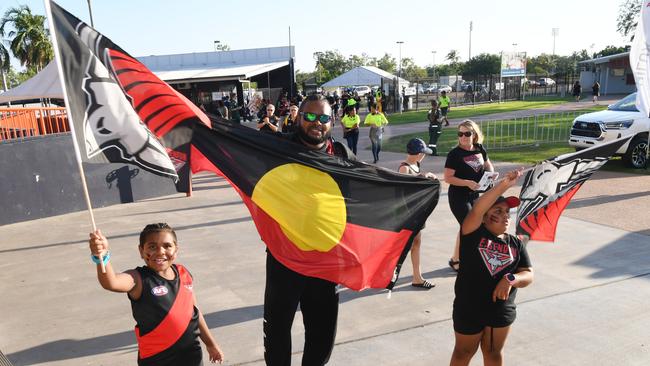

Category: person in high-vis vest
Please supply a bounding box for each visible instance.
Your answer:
[88,223,224,365]
[363,103,389,163]
[341,106,361,154]
[375,89,383,113]
[438,90,451,126]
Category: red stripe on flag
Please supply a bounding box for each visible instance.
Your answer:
[529,183,582,242]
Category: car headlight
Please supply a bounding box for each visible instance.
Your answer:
[602,120,634,129]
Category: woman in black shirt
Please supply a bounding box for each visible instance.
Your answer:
[444,120,494,271]
[450,169,533,366]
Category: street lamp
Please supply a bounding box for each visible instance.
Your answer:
[396,41,404,79]
[214,40,221,52]
[431,50,436,81]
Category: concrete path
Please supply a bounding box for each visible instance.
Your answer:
[1,148,649,365]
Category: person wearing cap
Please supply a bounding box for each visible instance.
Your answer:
[438,90,451,126]
[281,104,300,133]
[398,138,438,289]
[444,120,494,272]
[450,168,533,366]
[363,103,389,163]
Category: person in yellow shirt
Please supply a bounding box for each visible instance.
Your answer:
[341,106,360,154]
[363,103,389,163]
[438,90,451,126]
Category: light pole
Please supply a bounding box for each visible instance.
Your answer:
[431,50,436,81]
[86,0,95,27]
[214,40,221,52]
[468,21,473,60]
[396,41,404,113]
[551,28,559,56]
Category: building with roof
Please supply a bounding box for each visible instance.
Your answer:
[578,52,635,95]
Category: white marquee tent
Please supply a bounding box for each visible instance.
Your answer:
[0,59,63,104]
[320,66,409,88]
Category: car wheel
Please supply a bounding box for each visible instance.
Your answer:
[624,137,648,169]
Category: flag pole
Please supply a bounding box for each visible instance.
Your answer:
[44,0,105,272]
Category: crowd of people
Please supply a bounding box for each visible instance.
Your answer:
[88,93,533,366]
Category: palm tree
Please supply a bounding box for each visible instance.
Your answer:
[0,39,10,92]
[0,5,53,72]
[446,50,461,91]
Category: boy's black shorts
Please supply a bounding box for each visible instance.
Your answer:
[452,301,516,335]
[440,107,449,116]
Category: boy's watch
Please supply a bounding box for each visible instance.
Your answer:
[504,273,516,285]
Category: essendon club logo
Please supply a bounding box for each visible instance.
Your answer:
[477,237,514,276]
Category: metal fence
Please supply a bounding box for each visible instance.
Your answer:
[433,111,582,154]
[0,107,69,142]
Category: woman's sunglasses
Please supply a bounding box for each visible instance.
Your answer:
[300,112,332,123]
[457,131,473,137]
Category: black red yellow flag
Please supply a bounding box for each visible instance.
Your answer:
[191,121,440,290]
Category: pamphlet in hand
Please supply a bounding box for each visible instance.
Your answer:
[477,172,499,192]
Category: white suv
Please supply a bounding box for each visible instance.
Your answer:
[568,93,649,168]
[352,85,371,97]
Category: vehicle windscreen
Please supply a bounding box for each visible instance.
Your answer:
[608,93,639,112]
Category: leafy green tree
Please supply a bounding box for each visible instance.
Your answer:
[400,57,426,80]
[527,54,555,75]
[445,50,461,74]
[0,5,53,71]
[313,50,347,83]
[0,38,10,91]
[593,45,630,58]
[347,53,373,69]
[462,53,500,76]
[376,53,396,74]
[617,0,642,41]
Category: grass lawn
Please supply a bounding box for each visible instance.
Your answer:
[386,97,573,125]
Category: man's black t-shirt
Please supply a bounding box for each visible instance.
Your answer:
[454,224,531,319]
[444,144,488,195]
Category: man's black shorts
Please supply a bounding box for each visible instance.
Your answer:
[440,107,449,116]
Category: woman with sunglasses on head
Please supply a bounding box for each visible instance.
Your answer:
[444,120,494,272]
[341,106,360,154]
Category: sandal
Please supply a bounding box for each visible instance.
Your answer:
[411,280,435,289]
[448,259,460,272]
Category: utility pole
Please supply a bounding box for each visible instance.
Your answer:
[552,28,559,56]
[86,0,94,27]
[396,41,404,114]
[468,21,473,60]
[431,50,436,81]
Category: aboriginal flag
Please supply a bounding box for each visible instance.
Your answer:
[190,120,440,290]
[46,1,210,190]
[516,137,631,242]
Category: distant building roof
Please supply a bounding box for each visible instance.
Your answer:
[138,46,294,83]
[578,52,630,65]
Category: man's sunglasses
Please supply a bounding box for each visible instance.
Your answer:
[300,112,332,123]
[457,131,473,137]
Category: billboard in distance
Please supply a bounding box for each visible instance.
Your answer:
[501,52,527,77]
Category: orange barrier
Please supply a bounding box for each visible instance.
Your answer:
[0,107,69,142]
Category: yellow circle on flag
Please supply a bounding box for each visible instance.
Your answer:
[251,163,347,252]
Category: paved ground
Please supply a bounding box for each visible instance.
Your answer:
[2,96,649,365]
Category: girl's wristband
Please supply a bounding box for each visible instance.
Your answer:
[91,251,111,266]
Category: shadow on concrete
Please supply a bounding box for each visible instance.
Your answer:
[567,191,650,209]
[122,201,244,217]
[572,232,650,280]
[0,217,253,254]
[6,305,262,365]
[191,184,233,192]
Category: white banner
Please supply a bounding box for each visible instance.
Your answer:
[630,3,650,116]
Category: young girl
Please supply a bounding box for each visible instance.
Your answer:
[450,169,533,366]
[398,138,438,289]
[88,223,224,365]
[341,106,360,154]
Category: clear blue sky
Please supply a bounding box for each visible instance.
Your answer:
[4,0,630,72]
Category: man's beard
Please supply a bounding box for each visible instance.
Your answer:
[297,124,331,145]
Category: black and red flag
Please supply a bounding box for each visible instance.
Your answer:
[46,1,440,290]
[46,1,210,191]
[516,137,631,242]
[190,121,440,290]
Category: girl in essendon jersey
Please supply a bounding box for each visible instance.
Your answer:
[89,223,224,365]
[450,169,534,366]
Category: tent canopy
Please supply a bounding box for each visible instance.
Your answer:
[0,59,63,103]
[320,66,409,88]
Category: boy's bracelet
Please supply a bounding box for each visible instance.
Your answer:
[91,251,111,266]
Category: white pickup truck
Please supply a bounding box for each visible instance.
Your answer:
[568,93,649,168]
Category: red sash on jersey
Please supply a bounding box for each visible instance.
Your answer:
[135,264,194,359]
